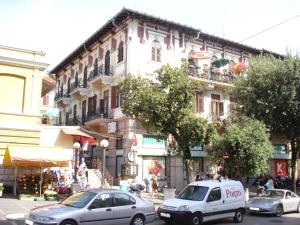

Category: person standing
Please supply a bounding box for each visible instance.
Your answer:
[151,174,159,198]
[265,176,274,190]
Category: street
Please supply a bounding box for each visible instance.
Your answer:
[1,212,300,225]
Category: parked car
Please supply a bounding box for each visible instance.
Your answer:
[247,189,300,216]
[158,179,246,225]
[25,189,155,225]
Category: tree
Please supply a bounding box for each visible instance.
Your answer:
[119,64,208,183]
[233,54,300,191]
[210,116,274,178]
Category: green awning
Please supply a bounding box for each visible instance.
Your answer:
[212,59,230,68]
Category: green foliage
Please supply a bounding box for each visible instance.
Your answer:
[233,55,300,138]
[120,64,209,182]
[210,116,273,177]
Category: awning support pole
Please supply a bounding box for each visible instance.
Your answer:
[14,167,17,196]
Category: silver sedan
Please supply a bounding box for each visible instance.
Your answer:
[247,189,300,216]
[25,189,155,225]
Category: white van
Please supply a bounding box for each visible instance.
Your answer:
[158,179,246,225]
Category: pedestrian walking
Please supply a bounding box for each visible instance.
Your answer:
[151,174,159,198]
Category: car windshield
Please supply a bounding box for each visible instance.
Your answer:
[61,191,97,208]
[177,185,209,201]
[263,190,285,198]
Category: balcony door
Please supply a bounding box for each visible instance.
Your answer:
[82,100,86,123]
[105,51,110,75]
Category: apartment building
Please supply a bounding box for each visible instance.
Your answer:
[50,8,283,189]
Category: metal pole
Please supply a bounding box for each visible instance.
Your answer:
[74,147,78,183]
[102,147,106,187]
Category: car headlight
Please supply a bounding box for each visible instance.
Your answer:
[36,216,56,222]
[177,205,189,211]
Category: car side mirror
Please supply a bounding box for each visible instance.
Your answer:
[88,204,96,210]
[207,196,214,202]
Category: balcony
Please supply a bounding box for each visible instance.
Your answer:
[54,90,72,106]
[85,107,113,126]
[88,64,113,87]
[70,78,89,97]
[188,66,235,88]
[66,116,83,126]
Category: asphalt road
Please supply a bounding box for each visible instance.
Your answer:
[1,213,300,225]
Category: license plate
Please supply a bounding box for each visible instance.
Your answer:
[25,220,33,225]
[250,207,259,211]
[160,212,171,218]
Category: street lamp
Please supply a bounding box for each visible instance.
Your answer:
[100,139,109,187]
[223,152,229,177]
[73,142,81,183]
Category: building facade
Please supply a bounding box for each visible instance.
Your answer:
[50,8,287,190]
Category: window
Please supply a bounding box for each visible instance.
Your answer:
[117,41,124,63]
[196,91,204,113]
[116,137,123,149]
[178,185,209,201]
[151,40,161,62]
[105,51,111,75]
[114,193,135,206]
[89,193,113,209]
[207,187,221,202]
[111,86,120,108]
[210,94,224,121]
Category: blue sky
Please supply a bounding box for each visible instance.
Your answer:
[1,0,299,71]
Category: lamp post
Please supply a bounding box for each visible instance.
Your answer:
[223,152,229,177]
[73,142,81,183]
[100,139,109,187]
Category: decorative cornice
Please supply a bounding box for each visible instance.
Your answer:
[0,55,49,70]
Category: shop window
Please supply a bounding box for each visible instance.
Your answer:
[143,135,165,146]
[117,41,124,63]
[151,40,161,62]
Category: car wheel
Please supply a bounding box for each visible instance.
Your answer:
[233,209,244,223]
[297,203,300,213]
[60,220,77,225]
[190,213,202,225]
[275,204,284,217]
[130,215,144,225]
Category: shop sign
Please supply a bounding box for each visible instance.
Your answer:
[274,160,287,176]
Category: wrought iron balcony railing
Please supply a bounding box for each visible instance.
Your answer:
[88,64,114,81]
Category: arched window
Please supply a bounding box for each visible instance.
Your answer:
[151,40,161,62]
[105,50,111,75]
[118,41,124,63]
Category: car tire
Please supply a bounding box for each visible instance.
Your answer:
[297,203,300,213]
[130,215,145,225]
[233,209,243,223]
[275,204,284,217]
[60,220,77,225]
[190,213,202,225]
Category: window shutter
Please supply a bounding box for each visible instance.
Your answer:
[71,69,75,79]
[43,95,49,106]
[93,95,97,115]
[137,26,144,42]
[112,38,117,50]
[100,99,105,114]
[98,48,104,60]
[79,62,83,73]
[88,97,93,116]
[111,86,117,108]
[88,55,93,67]
[196,92,204,112]
[164,35,171,48]
[219,102,224,116]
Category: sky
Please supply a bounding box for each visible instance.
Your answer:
[1,0,300,72]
